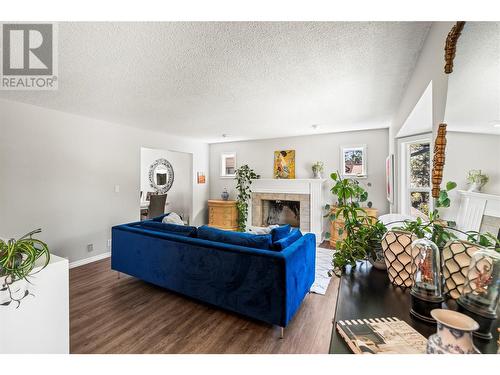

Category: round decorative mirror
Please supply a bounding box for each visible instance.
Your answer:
[149,158,174,194]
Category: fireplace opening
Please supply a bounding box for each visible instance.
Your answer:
[263,200,300,227]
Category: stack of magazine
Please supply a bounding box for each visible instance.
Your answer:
[336,317,428,354]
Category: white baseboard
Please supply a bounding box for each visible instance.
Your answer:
[69,251,111,269]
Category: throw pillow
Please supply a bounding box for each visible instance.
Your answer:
[270,224,291,242]
[247,224,279,235]
[272,228,303,251]
[197,225,272,250]
[162,212,185,225]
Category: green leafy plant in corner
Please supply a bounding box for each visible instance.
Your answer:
[0,228,50,308]
[234,165,260,232]
[324,172,384,274]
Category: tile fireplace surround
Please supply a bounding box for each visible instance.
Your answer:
[250,179,326,243]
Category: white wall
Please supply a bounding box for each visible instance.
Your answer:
[140,147,192,220]
[0,99,209,263]
[440,132,500,221]
[209,129,390,233]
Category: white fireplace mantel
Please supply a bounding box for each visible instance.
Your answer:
[456,190,500,232]
[249,178,327,242]
[251,178,326,194]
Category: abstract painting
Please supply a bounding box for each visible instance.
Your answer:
[273,150,295,179]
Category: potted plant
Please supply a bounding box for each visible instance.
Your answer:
[395,181,458,249]
[357,218,388,270]
[0,229,50,307]
[234,165,260,232]
[466,170,489,192]
[312,161,324,179]
[325,172,385,274]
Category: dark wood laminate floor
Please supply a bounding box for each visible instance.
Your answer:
[70,244,339,354]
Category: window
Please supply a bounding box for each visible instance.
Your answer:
[399,137,432,217]
[220,152,236,177]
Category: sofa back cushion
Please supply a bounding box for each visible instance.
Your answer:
[197,225,272,250]
[273,228,303,251]
[270,224,291,242]
[138,221,198,237]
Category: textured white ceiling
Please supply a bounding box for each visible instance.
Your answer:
[445,22,500,135]
[0,22,431,142]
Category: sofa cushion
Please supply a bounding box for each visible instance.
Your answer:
[270,224,291,242]
[273,228,303,251]
[138,221,197,237]
[197,225,272,250]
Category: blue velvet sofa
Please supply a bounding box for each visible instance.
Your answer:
[111,218,316,329]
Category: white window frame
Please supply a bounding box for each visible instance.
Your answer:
[220,152,237,178]
[398,134,433,216]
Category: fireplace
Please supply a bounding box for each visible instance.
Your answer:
[262,200,301,227]
[248,179,326,243]
[252,192,310,232]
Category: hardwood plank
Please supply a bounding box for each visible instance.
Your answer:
[70,246,339,354]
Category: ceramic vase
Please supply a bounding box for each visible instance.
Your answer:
[467,182,483,192]
[381,230,418,287]
[442,240,482,300]
[368,242,387,270]
[313,170,322,179]
[221,189,229,201]
[426,309,480,354]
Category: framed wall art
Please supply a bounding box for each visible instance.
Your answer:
[340,145,367,178]
[273,150,295,179]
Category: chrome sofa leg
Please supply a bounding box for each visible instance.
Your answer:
[280,327,284,339]
[117,271,121,279]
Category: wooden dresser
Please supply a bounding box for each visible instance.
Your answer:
[208,200,238,231]
[329,207,378,247]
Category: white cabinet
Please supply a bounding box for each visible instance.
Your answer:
[0,255,69,354]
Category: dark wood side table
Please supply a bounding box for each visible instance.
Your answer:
[329,261,499,354]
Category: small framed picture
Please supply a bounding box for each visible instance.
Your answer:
[273,150,296,179]
[220,152,236,178]
[197,172,206,184]
[340,145,367,178]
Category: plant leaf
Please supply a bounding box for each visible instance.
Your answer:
[446,181,457,191]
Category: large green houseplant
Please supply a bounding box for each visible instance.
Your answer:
[234,165,260,232]
[325,172,386,273]
[0,228,50,307]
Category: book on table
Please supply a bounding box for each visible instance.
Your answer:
[336,317,428,354]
